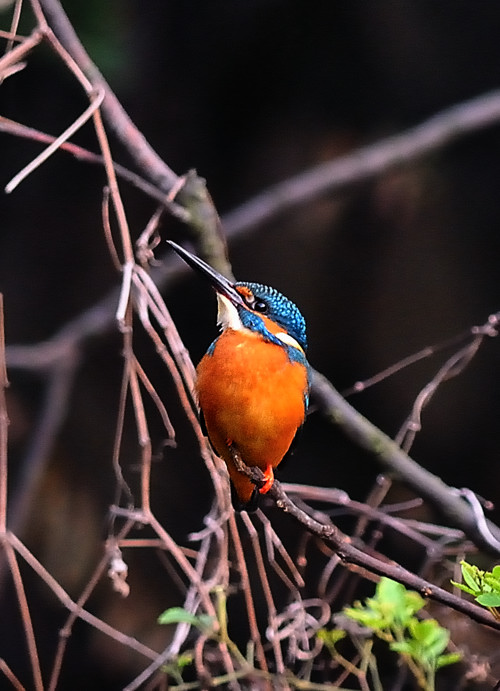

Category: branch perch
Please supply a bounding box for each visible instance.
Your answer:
[229,447,500,633]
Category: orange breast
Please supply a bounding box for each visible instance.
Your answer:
[196,329,308,504]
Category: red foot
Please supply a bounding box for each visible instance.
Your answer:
[259,465,274,494]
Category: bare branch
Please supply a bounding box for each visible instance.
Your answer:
[6,532,159,660]
[3,540,43,691]
[223,88,500,236]
[265,480,500,633]
[0,116,190,218]
[311,369,500,553]
[5,89,105,193]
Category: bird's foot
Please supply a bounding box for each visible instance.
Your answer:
[259,465,274,494]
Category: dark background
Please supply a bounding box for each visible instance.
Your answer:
[2,1,500,687]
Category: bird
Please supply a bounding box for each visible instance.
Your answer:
[168,240,310,511]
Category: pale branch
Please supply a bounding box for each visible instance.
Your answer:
[5,89,105,193]
[281,482,454,555]
[223,88,500,236]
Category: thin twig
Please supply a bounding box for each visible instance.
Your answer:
[7,531,159,660]
[281,483,449,555]
[228,512,268,677]
[5,88,105,193]
[0,658,25,691]
[395,331,487,452]
[0,116,190,217]
[0,28,42,77]
[47,520,136,691]
[2,540,44,691]
[1,0,24,60]
[240,511,287,681]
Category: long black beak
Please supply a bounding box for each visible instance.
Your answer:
[167,241,246,308]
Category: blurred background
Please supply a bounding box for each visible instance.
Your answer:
[3,1,500,687]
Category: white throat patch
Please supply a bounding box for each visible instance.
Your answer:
[217,294,304,354]
[217,294,244,331]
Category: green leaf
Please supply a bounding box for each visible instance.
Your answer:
[158,607,215,632]
[404,591,426,617]
[390,640,413,655]
[436,652,462,669]
[483,572,500,592]
[460,561,483,592]
[476,592,500,607]
[491,565,500,580]
[343,606,384,630]
[317,628,346,645]
[450,580,477,596]
[176,653,194,669]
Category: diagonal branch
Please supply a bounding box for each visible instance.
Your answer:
[223,88,500,236]
[311,369,500,553]
[229,452,500,633]
[35,0,178,192]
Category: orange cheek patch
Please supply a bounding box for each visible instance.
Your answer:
[235,285,254,301]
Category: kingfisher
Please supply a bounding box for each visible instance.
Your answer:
[168,241,310,511]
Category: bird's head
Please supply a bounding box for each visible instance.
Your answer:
[167,241,307,355]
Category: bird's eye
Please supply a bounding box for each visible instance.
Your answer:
[253,299,268,313]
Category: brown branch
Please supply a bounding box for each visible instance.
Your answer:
[281,483,453,555]
[395,327,489,452]
[227,512,268,676]
[3,540,44,691]
[0,27,43,78]
[0,658,25,691]
[5,89,105,193]
[227,448,500,631]
[240,512,286,677]
[268,479,500,633]
[6,531,159,660]
[311,369,500,553]
[0,116,189,218]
